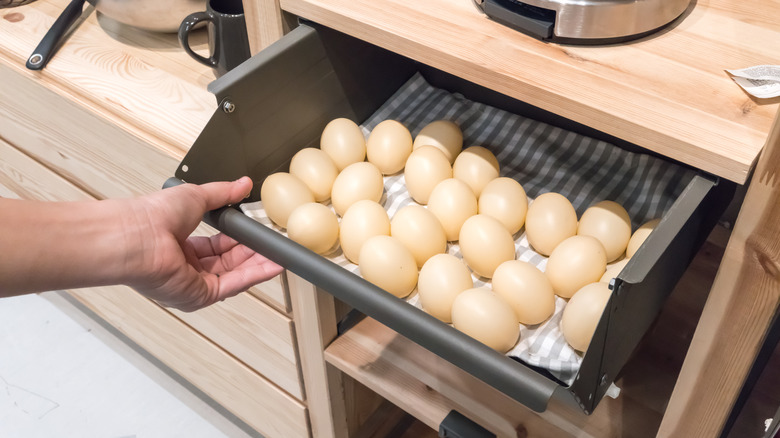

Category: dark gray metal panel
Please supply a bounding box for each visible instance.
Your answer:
[177,25,345,200]
[177,21,419,201]
[576,174,735,412]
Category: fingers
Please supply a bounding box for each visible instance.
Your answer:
[195,176,253,212]
[188,234,240,258]
[211,261,285,301]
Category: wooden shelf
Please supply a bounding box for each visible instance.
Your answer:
[281,0,780,184]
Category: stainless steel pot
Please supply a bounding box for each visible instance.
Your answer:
[94,0,207,32]
[474,0,691,43]
[26,0,206,70]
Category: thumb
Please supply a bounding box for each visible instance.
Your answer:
[196,177,253,211]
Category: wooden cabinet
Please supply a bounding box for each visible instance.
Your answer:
[0,5,320,438]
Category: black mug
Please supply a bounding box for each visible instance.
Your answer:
[178,0,251,77]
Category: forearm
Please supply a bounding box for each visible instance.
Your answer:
[0,197,135,296]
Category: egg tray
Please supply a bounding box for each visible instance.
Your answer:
[239,70,692,386]
[168,21,735,414]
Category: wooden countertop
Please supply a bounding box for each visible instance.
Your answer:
[0,0,217,158]
[281,0,780,184]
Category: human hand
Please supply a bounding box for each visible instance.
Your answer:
[122,177,283,312]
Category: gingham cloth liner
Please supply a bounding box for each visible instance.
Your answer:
[242,72,695,385]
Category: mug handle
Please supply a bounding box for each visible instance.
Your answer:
[178,11,217,67]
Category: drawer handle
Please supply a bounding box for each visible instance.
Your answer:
[439,410,496,438]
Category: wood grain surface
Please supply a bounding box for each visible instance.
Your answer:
[0,0,216,156]
[659,103,780,437]
[281,0,780,184]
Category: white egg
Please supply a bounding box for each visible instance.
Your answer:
[478,177,528,235]
[413,120,463,164]
[403,146,452,205]
[525,192,578,256]
[359,235,418,298]
[492,260,555,325]
[339,200,390,263]
[390,205,447,268]
[451,287,520,353]
[577,200,632,262]
[458,214,516,279]
[260,172,314,228]
[545,235,607,299]
[286,203,339,254]
[561,282,612,352]
[331,161,384,216]
[320,118,366,171]
[289,148,339,202]
[600,259,630,283]
[366,120,413,175]
[427,178,478,241]
[417,254,474,323]
[452,146,500,197]
[626,218,661,258]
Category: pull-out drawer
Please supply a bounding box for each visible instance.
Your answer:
[168,21,735,415]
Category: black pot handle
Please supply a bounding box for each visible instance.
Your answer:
[26,0,87,70]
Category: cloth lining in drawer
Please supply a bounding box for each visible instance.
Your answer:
[242,72,695,385]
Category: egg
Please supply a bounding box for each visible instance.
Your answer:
[545,235,607,299]
[600,259,630,283]
[403,146,452,204]
[451,288,520,353]
[626,218,661,258]
[358,235,418,298]
[320,118,366,171]
[417,254,474,323]
[413,120,463,164]
[560,282,612,352]
[459,215,516,278]
[525,192,578,256]
[427,178,478,241]
[366,120,413,175]
[492,260,555,325]
[577,200,632,262]
[452,146,500,197]
[390,205,447,268]
[339,200,390,263]
[286,203,339,254]
[478,177,528,235]
[331,161,384,216]
[260,172,315,228]
[289,148,339,202]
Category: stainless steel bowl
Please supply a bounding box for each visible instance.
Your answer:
[93,0,207,33]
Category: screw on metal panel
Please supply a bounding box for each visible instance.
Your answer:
[222,99,236,113]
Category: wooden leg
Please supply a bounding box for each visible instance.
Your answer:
[288,272,350,438]
[242,0,296,54]
[658,109,780,437]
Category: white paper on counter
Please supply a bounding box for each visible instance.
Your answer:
[726,65,780,99]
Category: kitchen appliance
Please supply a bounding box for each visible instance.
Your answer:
[474,0,692,43]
